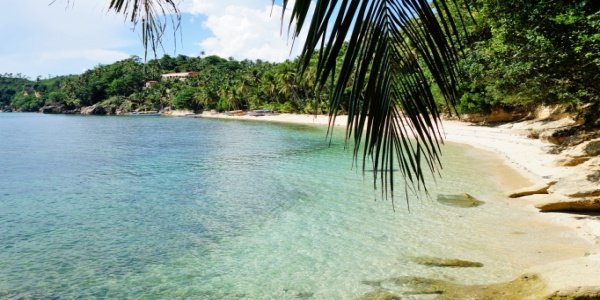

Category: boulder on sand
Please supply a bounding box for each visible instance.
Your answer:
[535,197,600,212]
[549,158,600,198]
[508,181,556,198]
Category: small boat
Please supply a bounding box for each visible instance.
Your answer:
[248,109,273,116]
[128,111,162,116]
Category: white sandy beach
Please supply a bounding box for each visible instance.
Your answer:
[199,111,600,296]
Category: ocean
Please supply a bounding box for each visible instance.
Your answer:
[0,113,583,299]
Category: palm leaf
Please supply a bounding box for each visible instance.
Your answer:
[284,0,466,208]
[106,0,180,61]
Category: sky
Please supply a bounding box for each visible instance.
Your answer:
[0,0,308,79]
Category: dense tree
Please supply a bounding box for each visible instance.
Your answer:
[454,0,600,113]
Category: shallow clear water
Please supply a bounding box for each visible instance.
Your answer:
[0,113,583,299]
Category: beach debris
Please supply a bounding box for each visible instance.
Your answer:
[507,181,557,198]
[413,256,483,268]
[436,193,484,208]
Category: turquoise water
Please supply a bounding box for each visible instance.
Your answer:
[0,113,582,299]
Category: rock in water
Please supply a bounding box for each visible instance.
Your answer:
[392,274,547,299]
[436,193,484,208]
[357,291,401,300]
[413,256,483,268]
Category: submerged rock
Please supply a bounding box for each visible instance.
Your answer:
[549,159,600,198]
[360,280,383,288]
[393,274,546,299]
[413,256,483,268]
[357,290,401,300]
[436,193,484,208]
[295,291,314,299]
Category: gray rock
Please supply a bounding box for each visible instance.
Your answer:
[540,126,582,145]
[583,139,600,156]
[81,104,106,115]
[39,105,64,114]
[549,158,600,198]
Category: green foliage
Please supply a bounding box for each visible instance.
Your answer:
[174,87,197,110]
[0,74,32,108]
[450,0,600,113]
[10,93,44,112]
[5,1,598,117]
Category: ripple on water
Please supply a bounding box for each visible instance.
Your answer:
[0,114,589,298]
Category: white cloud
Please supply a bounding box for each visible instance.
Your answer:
[0,0,139,77]
[181,0,309,62]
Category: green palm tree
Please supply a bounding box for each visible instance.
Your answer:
[108,0,468,206]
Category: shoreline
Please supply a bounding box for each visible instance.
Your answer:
[198,111,600,296]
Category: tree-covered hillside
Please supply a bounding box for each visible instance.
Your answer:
[0,54,337,114]
[452,0,599,113]
[1,0,598,116]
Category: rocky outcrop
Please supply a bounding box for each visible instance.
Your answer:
[584,139,600,156]
[533,156,600,212]
[461,106,530,123]
[555,138,600,166]
[540,126,584,145]
[549,158,600,198]
[39,105,64,114]
[535,197,600,212]
[80,104,107,115]
[413,256,483,268]
[508,181,556,198]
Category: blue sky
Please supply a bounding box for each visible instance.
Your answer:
[0,0,306,79]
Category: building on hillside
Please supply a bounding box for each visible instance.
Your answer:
[144,80,159,89]
[161,72,198,80]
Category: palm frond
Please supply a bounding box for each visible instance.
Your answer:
[106,0,467,208]
[107,0,180,61]
[285,0,465,208]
